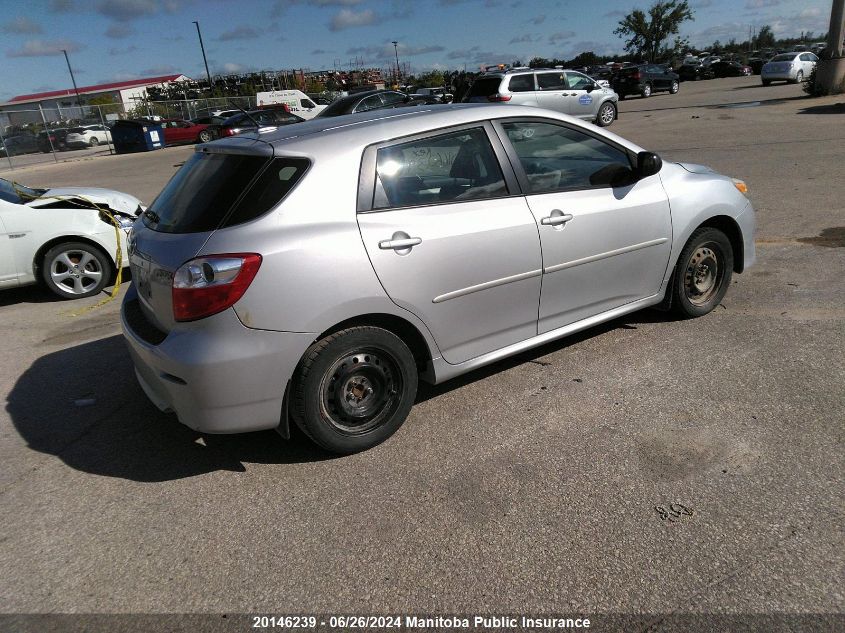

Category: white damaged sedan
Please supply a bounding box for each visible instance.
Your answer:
[0,177,142,298]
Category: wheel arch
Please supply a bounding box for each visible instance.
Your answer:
[33,235,116,281]
[695,214,745,273]
[310,312,436,383]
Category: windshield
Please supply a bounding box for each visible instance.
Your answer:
[0,178,45,204]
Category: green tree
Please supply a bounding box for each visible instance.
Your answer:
[614,0,694,62]
[755,25,775,49]
[569,51,600,67]
[529,56,552,68]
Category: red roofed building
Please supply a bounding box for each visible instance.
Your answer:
[0,74,190,126]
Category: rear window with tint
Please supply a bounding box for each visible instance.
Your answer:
[143,152,309,233]
[771,54,797,62]
[467,77,503,98]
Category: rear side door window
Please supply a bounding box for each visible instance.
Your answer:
[507,74,535,93]
[537,72,566,90]
[373,127,508,209]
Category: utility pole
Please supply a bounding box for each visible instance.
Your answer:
[392,41,400,85]
[61,49,82,118]
[817,0,845,93]
[193,21,213,90]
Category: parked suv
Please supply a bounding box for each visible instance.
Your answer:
[65,124,112,148]
[612,64,680,99]
[463,68,619,126]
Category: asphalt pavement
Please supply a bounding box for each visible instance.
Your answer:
[0,76,843,627]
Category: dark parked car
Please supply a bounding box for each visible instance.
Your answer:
[208,107,304,138]
[710,61,753,78]
[678,63,715,81]
[36,128,69,152]
[191,115,227,125]
[612,63,680,99]
[315,90,424,118]
[0,134,39,157]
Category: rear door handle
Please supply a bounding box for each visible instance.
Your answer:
[379,237,422,250]
[541,213,574,226]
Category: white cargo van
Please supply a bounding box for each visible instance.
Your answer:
[255,90,326,119]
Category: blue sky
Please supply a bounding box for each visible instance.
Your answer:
[0,0,833,101]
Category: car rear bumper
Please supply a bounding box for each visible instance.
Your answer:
[121,286,315,434]
[762,70,796,81]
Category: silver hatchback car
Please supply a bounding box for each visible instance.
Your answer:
[122,104,755,454]
[464,68,619,127]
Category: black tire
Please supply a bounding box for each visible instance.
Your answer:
[641,83,652,98]
[669,80,679,94]
[762,79,771,86]
[198,129,213,143]
[794,70,804,83]
[89,137,99,147]
[618,92,627,101]
[41,241,112,299]
[291,326,418,454]
[671,227,734,318]
[595,101,616,127]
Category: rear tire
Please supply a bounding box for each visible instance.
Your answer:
[89,137,99,147]
[762,79,771,86]
[671,228,734,318]
[198,129,212,143]
[641,83,652,98]
[794,70,804,83]
[669,80,679,94]
[291,327,418,454]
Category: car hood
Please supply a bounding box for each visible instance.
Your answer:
[676,162,714,174]
[28,187,145,215]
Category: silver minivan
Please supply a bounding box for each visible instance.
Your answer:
[464,68,619,127]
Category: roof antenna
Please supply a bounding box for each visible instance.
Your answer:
[226,98,262,130]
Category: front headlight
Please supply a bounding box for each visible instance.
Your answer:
[116,214,136,229]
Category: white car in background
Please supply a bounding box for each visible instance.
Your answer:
[762,52,818,85]
[0,178,142,298]
[64,124,113,148]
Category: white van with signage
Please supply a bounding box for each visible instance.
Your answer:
[256,90,326,119]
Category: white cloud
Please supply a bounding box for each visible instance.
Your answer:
[6,39,85,57]
[329,8,378,31]
[2,16,43,34]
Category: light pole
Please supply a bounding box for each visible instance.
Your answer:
[392,41,400,85]
[62,49,82,118]
[193,21,213,90]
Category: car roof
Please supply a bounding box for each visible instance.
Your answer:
[200,103,644,158]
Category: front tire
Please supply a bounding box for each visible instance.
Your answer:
[89,137,99,147]
[641,83,652,98]
[596,102,616,127]
[671,228,734,318]
[41,241,112,299]
[794,70,804,83]
[762,79,771,86]
[669,80,679,94]
[198,129,213,143]
[291,327,418,454]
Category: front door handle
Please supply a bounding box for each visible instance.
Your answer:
[379,234,422,250]
[541,212,574,226]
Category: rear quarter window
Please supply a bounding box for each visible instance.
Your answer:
[143,152,309,233]
[467,77,504,98]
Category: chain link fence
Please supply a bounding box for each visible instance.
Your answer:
[0,97,262,172]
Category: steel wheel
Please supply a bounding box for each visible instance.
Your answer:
[795,70,804,83]
[89,137,99,146]
[597,102,616,127]
[642,83,652,98]
[683,245,721,307]
[292,326,418,454]
[42,242,111,299]
[198,130,212,143]
[672,227,733,318]
[670,80,679,94]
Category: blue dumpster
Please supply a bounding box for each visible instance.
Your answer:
[111,119,166,154]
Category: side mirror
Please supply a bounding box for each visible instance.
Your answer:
[636,151,662,178]
[585,83,595,93]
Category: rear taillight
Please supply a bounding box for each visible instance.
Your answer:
[172,254,262,322]
[632,71,641,80]
[222,127,240,136]
[488,94,512,102]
